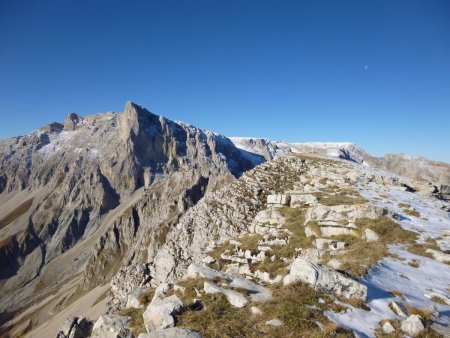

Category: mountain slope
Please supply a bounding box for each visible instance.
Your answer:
[0,102,259,337]
[1,104,449,338]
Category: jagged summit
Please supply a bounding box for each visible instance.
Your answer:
[0,102,260,337]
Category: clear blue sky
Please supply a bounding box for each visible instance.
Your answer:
[1,1,449,162]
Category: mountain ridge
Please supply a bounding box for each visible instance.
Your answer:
[0,102,449,338]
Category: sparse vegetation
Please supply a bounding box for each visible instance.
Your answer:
[405,241,439,259]
[176,282,352,338]
[408,261,420,268]
[388,290,405,300]
[430,295,447,305]
[117,288,156,336]
[118,307,146,337]
[318,192,368,206]
[398,203,421,218]
[335,216,418,277]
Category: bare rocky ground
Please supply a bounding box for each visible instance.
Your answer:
[0,104,449,338]
[56,155,450,338]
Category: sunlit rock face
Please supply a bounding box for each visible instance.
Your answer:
[0,102,256,337]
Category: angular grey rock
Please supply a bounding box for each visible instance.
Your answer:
[266,319,283,327]
[327,259,342,270]
[267,194,291,206]
[137,328,202,338]
[108,263,151,313]
[290,194,318,206]
[382,321,395,334]
[203,281,248,308]
[143,295,184,332]
[400,315,425,337]
[363,228,380,242]
[283,258,367,300]
[64,113,82,131]
[186,264,272,302]
[91,315,133,338]
[305,204,388,225]
[56,315,91,338]
[126,286,151,309]
[389,301,408,318]
[250,306,262,315]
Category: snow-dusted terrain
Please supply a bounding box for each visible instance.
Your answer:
[326,166,450,337]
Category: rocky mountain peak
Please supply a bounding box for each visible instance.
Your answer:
[63,113,82,131]
[1,103,449,338]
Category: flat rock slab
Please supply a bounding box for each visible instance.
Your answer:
[138,327,202,338]
[186,264,272,302]
[283,257,367,301]
[204,281,248,308]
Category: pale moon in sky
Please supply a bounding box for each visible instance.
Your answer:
[364,65,369,70]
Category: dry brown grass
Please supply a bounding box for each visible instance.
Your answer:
[430,295,448,305]
[388,290,406,300]
[317,189,368,206]
[239,234,263,252]
[255,258,287,278]
[118,307,146,337]
[207,240,236,270]
[117,288,156,336]
[335,216,418,278]
[398,203,421,218]
[405,241,439,259]
[176,282,353,338]
[408,261,420,268]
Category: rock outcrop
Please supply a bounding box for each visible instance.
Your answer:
[0,102,256,336]
[283,258,367,300]
[143,295,184,332]
[137,327,202,338]
[90,315,133,338]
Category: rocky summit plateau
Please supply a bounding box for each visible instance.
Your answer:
[0,102,449,338]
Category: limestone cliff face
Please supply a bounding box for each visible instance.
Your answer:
[0,102,254,336]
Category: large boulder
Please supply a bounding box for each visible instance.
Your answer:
[407,181,438,196]
[283,258,367,300]
[90,315,133,338]
[438,185,450,201]
[143,295,184,332]
[63,113,82,131]
[290,194,318,206]
[400,315,425,337]
[267,194,291,206]
[56,315,91,338]
[126,286,151,309]
[305,204,388,225]
[137,327,202,338]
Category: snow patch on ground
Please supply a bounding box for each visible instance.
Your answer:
[325,167,450,337]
